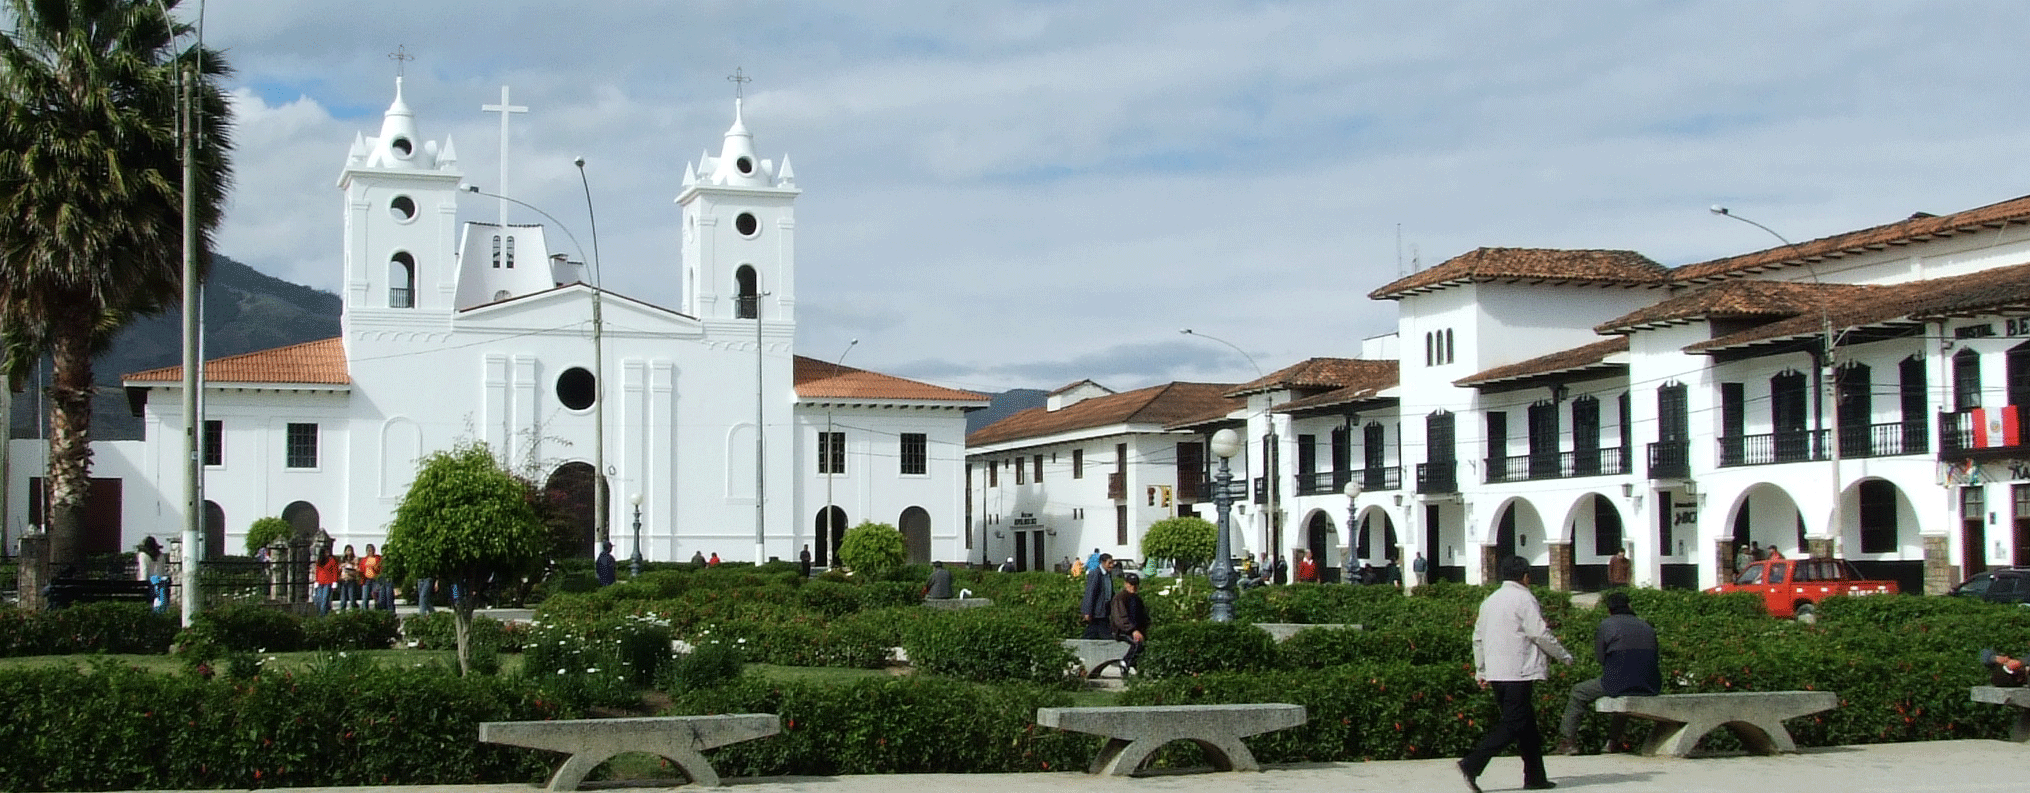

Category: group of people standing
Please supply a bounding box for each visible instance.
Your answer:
[310,543,397,616]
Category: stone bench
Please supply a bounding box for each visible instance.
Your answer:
[479,714,778,789]
[1036,703,1306,775]
[1971,686,2030,742]
[1595,691,1837,757]
[1063,639,1129,678]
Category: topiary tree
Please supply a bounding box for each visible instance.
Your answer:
[381,442,549,675]
[1141,516,1216,575]
[244,516,292,554]
[837,521,906,578]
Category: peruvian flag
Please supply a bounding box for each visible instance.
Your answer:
[1975,406,2020,448]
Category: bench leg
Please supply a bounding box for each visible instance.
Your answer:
[543,748,722,791]
[2011,710,2030,743]
[1087,735,1259,776]
[1635,717,1698,757]
[1087,659,1122,679]
[1633,717,1798,757]
[1724,719,1797,755]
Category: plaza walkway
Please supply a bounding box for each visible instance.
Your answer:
[125,738,2022,793]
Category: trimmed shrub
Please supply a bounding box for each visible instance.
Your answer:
[902,608,1076,685]
[521,615,672,709]
[837,522,906,577]
[188,603,306,652]
[1137,620,1279,678]
[403,611,507,651]
[304,609,400,651]
[9,602,181,656]
[658,639,744,693]
[795,579,862,617]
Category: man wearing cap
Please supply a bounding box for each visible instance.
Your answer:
[1553,591,1660,755]
[1982,648,2028,687]
[998,557,1016,573]
[1110,571,1151,673]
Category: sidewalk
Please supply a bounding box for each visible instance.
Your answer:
[123,739,2024,793]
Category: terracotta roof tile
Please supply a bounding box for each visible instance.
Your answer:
[1369,248,1667,300]
[794,357,989,404]
[125,338,349,385]
[1595,280,1863,334]
[1688,261,2030,353]
[1674,195,2030,283]
[968,381,1241,447]
[1227,358,1401,397]
[1455,337,1628,388]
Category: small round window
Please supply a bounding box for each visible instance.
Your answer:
[735,212,759,236]
[557,367,596,411]
[391,136,413,157]
[736,156,754,175]
[389,195,416,221]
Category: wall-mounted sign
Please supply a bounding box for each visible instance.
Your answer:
[1957,323,1997,339]
[1013,512,1039,528]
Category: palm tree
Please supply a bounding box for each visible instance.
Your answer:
[0,0,233,564]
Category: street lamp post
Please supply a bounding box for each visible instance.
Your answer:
[1342,480,1362,584]
[1209,429,1242,622]
[629,493,643,579]
[1180,329,1281,566]
[149,0,208,628]
[823,339,858,566]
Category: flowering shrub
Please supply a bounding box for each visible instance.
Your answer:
[520,615,671,709]
[659,638,744,693]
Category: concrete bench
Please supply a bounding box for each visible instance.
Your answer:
[1595,691,1837,757]
[1971,686,2030,743]
[1036,703,1307,775]
[1063,639,1129,678]
[479,714,778,789]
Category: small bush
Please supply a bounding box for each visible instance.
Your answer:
[36,603,179,655]
[659,639,745,693]
[304,609,401,651]
[837,522,906,577]
[1137,620,1279,678]
[902,608,1075,685]
[521,616,672,709]
[402,612,507,651]
[188,603,305,653]
[795,579,862,617]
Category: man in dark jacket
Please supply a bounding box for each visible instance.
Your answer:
[1553,591,1660,755]
[1080,553,1115,638]
[924,560,954,599]
[1109,572,1151,672]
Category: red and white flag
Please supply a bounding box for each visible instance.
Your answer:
[1975,406,2020,447]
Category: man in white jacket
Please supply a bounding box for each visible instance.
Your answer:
[1459,556,1573,792]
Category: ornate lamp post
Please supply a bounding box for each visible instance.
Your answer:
[1342,480,1362,584]
[1209,429,1243,622]
[628,493,644,579]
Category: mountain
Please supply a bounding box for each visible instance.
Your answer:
[7,255,341,440]
[967,388,1048,434]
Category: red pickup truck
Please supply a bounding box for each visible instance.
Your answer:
[1708,557,1899,619]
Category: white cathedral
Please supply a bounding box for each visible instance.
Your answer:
[4,79,987,566]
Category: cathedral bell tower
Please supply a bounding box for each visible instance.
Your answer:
[337,77,462,340]
[677,97,800,323]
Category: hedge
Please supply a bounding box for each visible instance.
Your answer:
[0,602,178,657]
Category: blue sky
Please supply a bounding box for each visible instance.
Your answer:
[196,0,2030,393]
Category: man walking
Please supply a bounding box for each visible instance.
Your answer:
[1554,591,1659,755]
[1081,553,1115,639]
[1461,556,1574,792]
[1606,548,1632,589]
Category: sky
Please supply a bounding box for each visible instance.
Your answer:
[189,0,2030,395]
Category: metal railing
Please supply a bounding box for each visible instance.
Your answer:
[1716,429,1825,467]
[1648,440,1689,479]
[1416,460,1457,494]
[1296,466,1404,494]
[1483,446,1630,483]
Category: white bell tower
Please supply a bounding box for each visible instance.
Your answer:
[676,96,800,323]
[337,76,462,339]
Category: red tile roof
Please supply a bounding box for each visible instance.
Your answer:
[1227,358,1401,397]
[968,381,1240,447]
[1674,195,2030,283]
[1455,337,1628,388]
[1688,261,2030,354]
[1369,248,1667,300]
[1595,280,1863,334]
[125,338,350,385]
[793,357,989,404]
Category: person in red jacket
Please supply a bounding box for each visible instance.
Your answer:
[312,545,341,616]
[1297,550,1318,583]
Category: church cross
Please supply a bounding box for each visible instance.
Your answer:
[481,86,529,232]
[388,45,413,77]
[727,67,751,99]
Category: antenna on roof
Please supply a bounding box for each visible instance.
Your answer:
[1395,224,1405,277]
[1411,243,1422,272]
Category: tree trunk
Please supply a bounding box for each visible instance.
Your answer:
[45,316,96,566]
[453,597,473,677]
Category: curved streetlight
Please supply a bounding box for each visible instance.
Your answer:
[1181,328,1281,572]
[1710,205,1841,560]
[1208,428,1243,621]
[462,184,606,550]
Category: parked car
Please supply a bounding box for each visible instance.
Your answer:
[1708,557,1899,619]
[1948,567,2030,605]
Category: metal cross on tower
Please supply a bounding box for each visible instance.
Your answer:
[388,44,413,76]
[727,67,751,98]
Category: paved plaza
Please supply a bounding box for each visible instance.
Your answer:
[118,739,2022,793]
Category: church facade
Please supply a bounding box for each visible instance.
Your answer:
[6,79,985,566]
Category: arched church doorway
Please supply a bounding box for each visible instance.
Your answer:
[899,507,931,564]
[203,501,225,560]
[815,506,847,567]
[543,462,599,558]
[1303,511,1337,582]
[281,501,321,546]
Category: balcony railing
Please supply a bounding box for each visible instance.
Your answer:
[1839,420,1928,458]
[1482,446,1630,484]
[1416,460,1457,494]
[1940,408,2019,457]
[1716,429,1825,467]
[1648,440,1689,479]
[1296,467,1403,494]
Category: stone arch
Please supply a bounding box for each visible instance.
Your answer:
[1483,498,1549,580]
[1354,505,1399,569]
[1725,483,1806,560]
[203,501,225,560]
[544,462,599,558]
[281,501,321,544]
[1301,508,1336,576]
[379,417,423,497]
[898,506,931,564]
[815,506,848,567]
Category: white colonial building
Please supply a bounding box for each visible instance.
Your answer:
[972,194,2030,594]
[5,79,985,566]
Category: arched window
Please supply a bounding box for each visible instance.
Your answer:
[736,265,759,319]
[505,235,516,269]
[1955,347,1982,411]
[388,252,415,308]
[491,235,502,269]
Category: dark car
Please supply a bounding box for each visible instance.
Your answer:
[1949,567,2030,605]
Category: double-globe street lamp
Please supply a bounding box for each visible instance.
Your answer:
[629,493,644,579]
[1342,480,1362,584]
